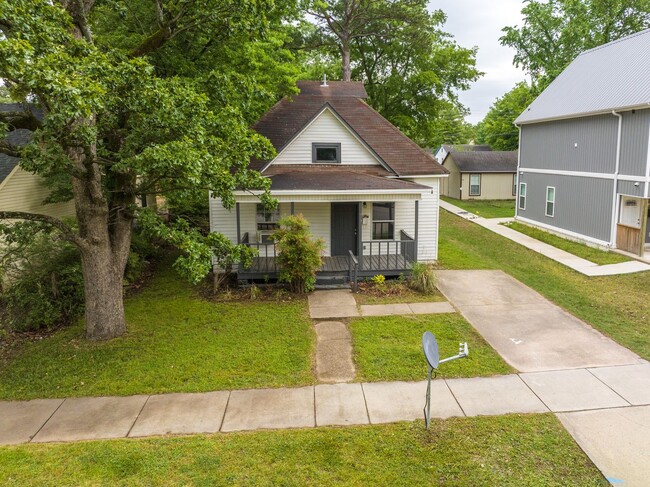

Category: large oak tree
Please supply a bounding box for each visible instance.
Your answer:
[0,0,296,340]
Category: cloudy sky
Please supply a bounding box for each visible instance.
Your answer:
[427,0,529,124]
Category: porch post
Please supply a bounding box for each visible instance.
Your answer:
[290,202,295,215]
[414,200,419,261]
[357,202,363,257]
[236,203,241,243]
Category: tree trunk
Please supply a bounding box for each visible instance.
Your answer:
[80,245,127,340]
[341,43,352,81]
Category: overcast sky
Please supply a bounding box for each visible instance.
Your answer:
[427,0,528,124]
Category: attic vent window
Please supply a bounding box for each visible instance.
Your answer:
[312,143,341,163]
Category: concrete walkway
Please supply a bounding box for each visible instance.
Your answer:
[436,270,644,372]
[2,365,649,445]
[307,289,455,319]
[439,199,650,277]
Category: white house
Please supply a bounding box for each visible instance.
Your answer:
[209,80,448,283]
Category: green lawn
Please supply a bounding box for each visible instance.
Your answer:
[0,416,605,486]
[351,314,514,381]
[0,266,315,400]
[441,196,515,218]
[439,210,650,360]
[507,221,630,265]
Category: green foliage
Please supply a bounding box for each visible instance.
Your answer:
[409,262,437,294]
[138,210,256,284]
[299,0,482,148]
[370,274,387,292]
[501,0,650,84]
[272,214,324,293]
[476,82,538,150]
[0,225,84,331]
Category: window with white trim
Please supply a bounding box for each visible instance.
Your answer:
[518,183,527,210]
[469,174,481,196]
[545,186,555,217]
[512,174,517,196]
[372,202,394,240]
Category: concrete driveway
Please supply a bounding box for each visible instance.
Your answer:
[436,270,643,372]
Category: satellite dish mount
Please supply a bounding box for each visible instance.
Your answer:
[422,331,469,429]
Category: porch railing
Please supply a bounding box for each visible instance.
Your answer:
[359,234,417,273]
[348,250,359,291]
[239,232,279,274]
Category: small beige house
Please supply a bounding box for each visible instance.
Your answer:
[0,104,74,218]
[441,151,518,200]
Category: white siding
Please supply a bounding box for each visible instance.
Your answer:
[360,199,417,256]
[208,194,238,244]
[272,108,381,166]
[405,177,441,262]
[294,202,331,256]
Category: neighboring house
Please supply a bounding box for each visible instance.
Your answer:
[0,103,74,219]
[514,29,650,258]
[433,143,491,164]
[441,151,518,200]
[209,80,448,282]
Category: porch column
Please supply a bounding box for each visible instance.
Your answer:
[414,200,419,261]
[236,203,241,243]
[290,202,295,215]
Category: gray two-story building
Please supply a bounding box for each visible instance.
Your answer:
[515,29,650,258]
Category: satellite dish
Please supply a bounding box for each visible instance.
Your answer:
[422,331,439,369]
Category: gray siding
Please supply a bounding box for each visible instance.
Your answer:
[617,180,645,197]
[518,172,613,242]
[619,109,650,177]
[520,114,618,173]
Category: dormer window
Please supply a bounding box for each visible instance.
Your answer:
[312,143,341,163]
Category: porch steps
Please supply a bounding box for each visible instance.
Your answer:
[315,273,349,289]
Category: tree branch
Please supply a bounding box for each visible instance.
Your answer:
[0,140,20,157]
[0,110,42,131]
[0,211,85,248]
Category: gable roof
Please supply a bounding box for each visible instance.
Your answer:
[445,151,518,173]
[441,144,492,153]
[516,28,650,124]
[251,81,446,177]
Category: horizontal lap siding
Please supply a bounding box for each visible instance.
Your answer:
[0,167,75,218]
[517,173,613,242]
[405,177,440,262]
[464,173,515,200]
[294,203,331,256]
[273,109,380,166]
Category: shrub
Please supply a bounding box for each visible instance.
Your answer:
[409,262,437,294]
[272,214,324,294]
[370,274,387,292]
[0,234,84,332]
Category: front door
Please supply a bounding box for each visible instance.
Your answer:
[331,203,358,255]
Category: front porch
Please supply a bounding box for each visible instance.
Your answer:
[237,234,417,283]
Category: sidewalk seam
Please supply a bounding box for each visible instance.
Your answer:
[517,374,553,412]
[585,368,632,407]
[360,383,372,425]
[126,395,151,438]
[218,391,232,432]
[29,398,66,443]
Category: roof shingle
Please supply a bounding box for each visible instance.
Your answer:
[445,151,518,173]
[251,82,446,177]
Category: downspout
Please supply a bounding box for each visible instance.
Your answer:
[609,110,623,247]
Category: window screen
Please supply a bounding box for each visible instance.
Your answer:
[372,202,394,240]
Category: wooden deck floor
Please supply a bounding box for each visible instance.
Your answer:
[242,254,411,275]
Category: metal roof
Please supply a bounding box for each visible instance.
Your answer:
[515,28,650,124]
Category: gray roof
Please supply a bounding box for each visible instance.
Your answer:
[445,151,518,173]
[0,103,38,184]
[516,28,650,124]
[441,144,492,153]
